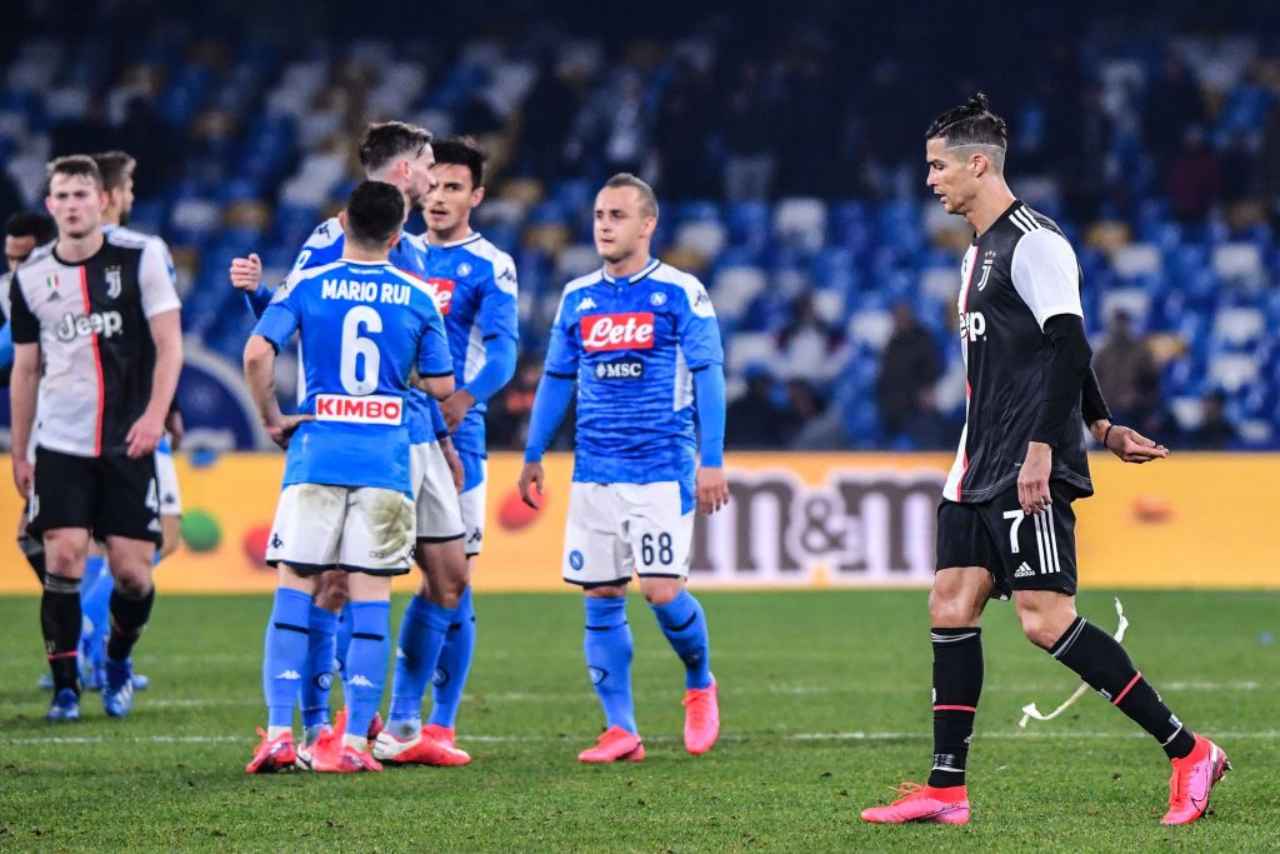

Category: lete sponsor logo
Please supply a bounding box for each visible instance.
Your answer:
[580,312,655,352]
[689,468,947,586]
[314,394,404,425]
[425,278,456,315]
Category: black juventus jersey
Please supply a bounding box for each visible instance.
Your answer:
[942,200,1093,504]
[9,228,181,457]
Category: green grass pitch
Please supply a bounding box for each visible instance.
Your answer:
[1,589,1276,852]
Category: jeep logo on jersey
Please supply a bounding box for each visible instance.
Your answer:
[960,311,987,342]
[56,310,123,342]
[425,278,456,315]
[581,312,655,352]
[314,394,403,425]
[595,357,645,380]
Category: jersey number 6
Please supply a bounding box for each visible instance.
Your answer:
[340,306,382,395]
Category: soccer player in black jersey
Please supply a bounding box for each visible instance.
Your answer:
[861,95,1228,828]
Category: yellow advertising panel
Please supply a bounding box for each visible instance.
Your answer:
[0,452,1274,593]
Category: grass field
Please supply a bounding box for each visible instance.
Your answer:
[0,589,1276,852]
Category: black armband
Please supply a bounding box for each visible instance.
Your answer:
[1031,314,1093,448]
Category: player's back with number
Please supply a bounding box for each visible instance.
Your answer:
[257,260,449,494]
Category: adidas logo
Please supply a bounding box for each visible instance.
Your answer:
[1014,562,1036,579]
[349,674,374,688]
[276,670,301,680]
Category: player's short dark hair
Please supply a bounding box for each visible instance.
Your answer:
[90,150,137,192]
[45,154,104,190]
[926,92,1008,170]
[345,180,405,248]
[5,211,57,244]
[358,121,433,174]
[431,136,487,189]
[602,173,659,219]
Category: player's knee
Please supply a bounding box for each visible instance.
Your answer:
[44,535,88,577]
[1015,597,1076,649]
[314,575,348,611]
[639,578,683,606]
[112,566,153,598]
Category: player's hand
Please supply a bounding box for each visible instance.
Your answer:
[126,411,166,458]
[696,466,730,515]
[1103,424,1169,464]
[1018,442,1053,516]
[441,437,464,492]
[518,461,545,509]
[229,253,263,291]
[12,457,33,497]
[267,414,312,450]
[441,389,475,433]
[165,408,185,451]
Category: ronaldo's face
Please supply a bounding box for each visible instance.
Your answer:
[925,137,972,215]
[46,174,105,240]
[593,187,654,264]
[425,163,481,237]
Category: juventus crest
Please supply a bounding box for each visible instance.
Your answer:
[105,265,123,299]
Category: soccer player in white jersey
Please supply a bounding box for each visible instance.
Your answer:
[244,181,454,773]
[519,174,729,763]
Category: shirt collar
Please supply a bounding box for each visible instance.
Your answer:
[601,257,660,285]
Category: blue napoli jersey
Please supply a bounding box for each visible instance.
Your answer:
[266,218,438,445]
[424,233,518,455]
[544,259,723,488]
[253,259,452,496]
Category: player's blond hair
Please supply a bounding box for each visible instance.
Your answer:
[603,173,659,220]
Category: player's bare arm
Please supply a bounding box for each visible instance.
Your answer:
[229,252,263,291]
[243,334,309,448]
[127,309,182,458]
[9,341,39,495]
[440,388,475,432]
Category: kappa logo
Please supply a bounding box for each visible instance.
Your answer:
[105,265,123,299]
[270,533,283,549]
[580,312,655,352]
[576,296,597,313]
[276,670,301,680]
[349,674,375,689]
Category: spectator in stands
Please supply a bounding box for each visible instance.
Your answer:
[782,379,826,447]
[775,292,844,382]
[721,62,776,200]
[1144,56,1206,170]
[875,303,945,448]
[1167,126,1221,224]
[1263,100,1280,230]
[655,57,717,200]
[1183,390,1237,450]
[725,364,792,448]
[1093,309,1161,430]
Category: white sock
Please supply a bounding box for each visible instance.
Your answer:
[267,726,291,740]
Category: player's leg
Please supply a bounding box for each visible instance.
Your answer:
[428,452,486,739]
[301,570,347,746]
[862,500,996,825]
[567,483,643,764]
[31,447,98,720]
[630,481,717,755]
[1009,490,1228,825]
[378,442,471,765]
[250,483,342,773]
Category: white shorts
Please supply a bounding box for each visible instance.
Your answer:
[563,481,693,587]
[460,458,487,557]
[411,442,465,543]
[266,484,414,575]
[155,449,182,516]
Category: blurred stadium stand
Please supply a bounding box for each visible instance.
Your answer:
[2,0,1279,449]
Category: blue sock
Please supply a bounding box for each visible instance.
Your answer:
[428,586,475,729]
[79,557,112,670]
[335,602,353,678]
[389,596,457,731]
[344,600,391,741]
[584,597,636,734]
[301,604,337,730]
[262,588,312,729]
[650,590,713,690]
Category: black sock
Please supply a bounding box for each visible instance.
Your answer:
[25,548,46,586]
[1050,617,1194,759]
[41,573,81,694]
[106,585,156,662]
[928,627,982,788]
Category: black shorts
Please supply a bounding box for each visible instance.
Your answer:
[935,482,1078,599]
[29,447,162,545]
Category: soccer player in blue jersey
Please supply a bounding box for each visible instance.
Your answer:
[518,174,730,763]
[374,137,518,759]
[244,180,455,774]
[231,123,471,764]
